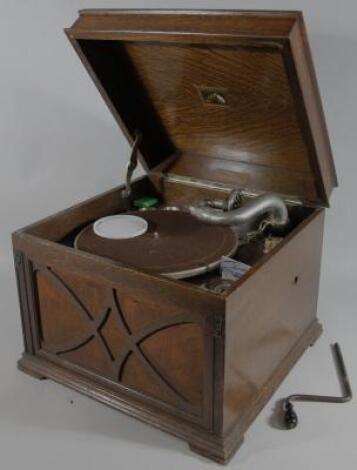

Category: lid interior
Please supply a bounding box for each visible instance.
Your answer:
[67,10,337,205]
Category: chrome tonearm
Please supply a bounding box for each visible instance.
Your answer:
[189,189,289,229]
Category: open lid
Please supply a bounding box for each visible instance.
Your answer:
[66,9,337,206]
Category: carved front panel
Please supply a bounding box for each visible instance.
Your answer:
[32,264,212,426]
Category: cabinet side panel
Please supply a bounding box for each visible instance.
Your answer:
[30,263,215,430]
[13,251,34,354]
[223,210,325,433]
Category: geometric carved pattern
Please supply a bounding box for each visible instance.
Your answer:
[36,267,204,412]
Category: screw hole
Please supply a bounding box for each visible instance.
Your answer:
[294,276,299,285]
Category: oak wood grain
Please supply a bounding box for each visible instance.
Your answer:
[12,9,335,464]
[66,9,336,206]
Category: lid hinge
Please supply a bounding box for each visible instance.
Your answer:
[160,173,306,207]
[213,314,224,337]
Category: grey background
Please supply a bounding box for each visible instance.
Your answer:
[0,1,356,469]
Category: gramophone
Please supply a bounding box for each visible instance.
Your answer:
[13,10,337,463]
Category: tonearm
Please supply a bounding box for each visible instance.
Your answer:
[189,189,289,230]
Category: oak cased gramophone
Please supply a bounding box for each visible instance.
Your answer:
[13,10,337,464]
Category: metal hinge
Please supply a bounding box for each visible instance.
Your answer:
[213,314,224,337]
[14,252,22,268]
[161,173,305,207]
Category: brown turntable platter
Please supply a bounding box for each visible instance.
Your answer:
[74,210,238,279]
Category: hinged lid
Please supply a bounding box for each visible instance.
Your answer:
[66,9,337,206]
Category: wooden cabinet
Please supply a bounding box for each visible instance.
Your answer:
[13,10,336,463]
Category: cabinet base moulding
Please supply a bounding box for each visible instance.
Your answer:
[17,320,322,464]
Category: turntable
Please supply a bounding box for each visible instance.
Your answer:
[74,209,239,279]
[13,10,337,464]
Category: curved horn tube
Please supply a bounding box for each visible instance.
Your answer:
[189,193,289,227]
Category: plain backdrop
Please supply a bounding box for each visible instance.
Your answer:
[0,2,356,469]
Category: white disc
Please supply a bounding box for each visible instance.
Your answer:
[93,215,148,240]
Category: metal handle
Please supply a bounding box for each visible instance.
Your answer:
[283,343,353,429]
